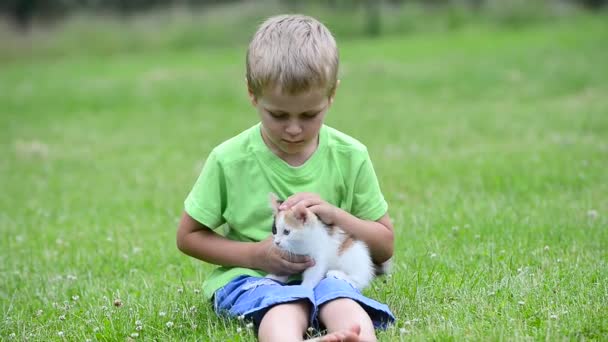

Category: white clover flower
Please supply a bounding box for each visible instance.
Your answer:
[59,315,66,321]
[550,314,558,319]
[246,322,253,329]
[166,321,174,328]
[518,301,525,305]
[587,209,598,220]
[72,295,79,301]
[177,288,184,294]
[36,309,43,316]
[86,339,92,342]
[193,289,200,294]
[130,332,139,338]
[237,315,244,321]
[430,253,437,258]
[189,306,197,312]
[191,324,198,329]
[159,311,166,317]
[58,331,64,337]
[451,226,459,232]
[93,327,100,333]
[544,245,550,251]
[136,325,143,331]
[399,327,408,334]
[9,333,16,339]
[135,320,142,326]
[307,327,314,333]
[67,274,77,281]
[236,327,242,333]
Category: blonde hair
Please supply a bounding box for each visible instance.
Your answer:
[246,14,339,97]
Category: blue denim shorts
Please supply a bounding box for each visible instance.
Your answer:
[213,275,395,329]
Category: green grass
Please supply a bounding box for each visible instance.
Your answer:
[1,12,607,342]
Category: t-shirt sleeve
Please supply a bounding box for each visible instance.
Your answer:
[184,150,227,229]
[351,150,388,221]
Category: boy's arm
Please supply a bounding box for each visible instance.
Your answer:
[331,209,394,265]
[176,212,314,274]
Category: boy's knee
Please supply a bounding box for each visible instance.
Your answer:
[260,300,311,325]
[258,300,312,341]
[319,298,376,340]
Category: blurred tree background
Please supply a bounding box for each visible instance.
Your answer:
[1,0,605,33]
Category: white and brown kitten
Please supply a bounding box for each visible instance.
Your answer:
[265,194,391,290]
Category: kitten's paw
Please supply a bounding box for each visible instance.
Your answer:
[265,274,289,283]
[326,270,356,288]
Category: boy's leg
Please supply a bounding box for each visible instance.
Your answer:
[258,300,310,342]
[318,298,376,342]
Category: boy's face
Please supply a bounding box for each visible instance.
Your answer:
[250,84,336,159]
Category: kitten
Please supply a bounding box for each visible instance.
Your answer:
[265,194,391,290]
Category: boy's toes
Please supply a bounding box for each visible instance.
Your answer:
[316,324,361,342]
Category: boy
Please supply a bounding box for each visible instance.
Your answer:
[177,14,394,342]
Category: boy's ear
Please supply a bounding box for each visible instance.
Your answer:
[328,79,340,105]
[246,77,258,106]
[269,193,282,215]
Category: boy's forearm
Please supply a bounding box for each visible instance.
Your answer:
[333,208,394,264]
[177,229,259,270]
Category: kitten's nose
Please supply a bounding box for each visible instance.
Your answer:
[274,241,280,246]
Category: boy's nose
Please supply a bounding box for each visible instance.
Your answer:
[285,123,302,136]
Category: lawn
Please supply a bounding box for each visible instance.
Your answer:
[1,13,607,341]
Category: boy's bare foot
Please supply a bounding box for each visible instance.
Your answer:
[307,324,361,342]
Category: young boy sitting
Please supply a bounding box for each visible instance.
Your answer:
[177,14,395,342]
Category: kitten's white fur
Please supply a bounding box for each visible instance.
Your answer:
[265,194,389,290]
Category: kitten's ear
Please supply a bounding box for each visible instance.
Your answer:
[296,209,308,223]
[268,193,282,215]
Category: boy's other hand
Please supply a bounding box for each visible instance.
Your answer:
[280,192,338,225]
[254,237,315,275]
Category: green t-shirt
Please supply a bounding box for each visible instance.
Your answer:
[184,123,388,299]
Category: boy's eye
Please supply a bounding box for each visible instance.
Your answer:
[283,229,290,236]
[269,112,288,120]
[302,113,319,120]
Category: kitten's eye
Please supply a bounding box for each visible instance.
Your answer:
[272,220,277,235]
[283,229,290,236]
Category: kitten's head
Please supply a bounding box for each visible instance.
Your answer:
[269,193,320,251]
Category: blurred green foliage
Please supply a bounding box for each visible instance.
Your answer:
[1,0,604,63]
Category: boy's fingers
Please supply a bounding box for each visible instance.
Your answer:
[280,193,318,209]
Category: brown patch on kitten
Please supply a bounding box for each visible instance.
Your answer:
[323,225,338,236]
[338,236,354,255]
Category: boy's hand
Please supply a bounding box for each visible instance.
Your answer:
[254,237,315,275]
[280,192,338,225]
